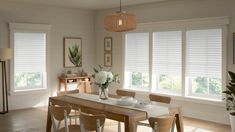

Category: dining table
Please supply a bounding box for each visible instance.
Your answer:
[46,93,184,132]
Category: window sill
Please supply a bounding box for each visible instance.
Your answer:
[10,88,49,96]
[126,88,225,107]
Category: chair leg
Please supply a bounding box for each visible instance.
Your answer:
[171,119,176,132]
[135,124,138,132]
[118,122,121,132]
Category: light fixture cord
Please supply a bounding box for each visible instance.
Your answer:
[120,0,122,12]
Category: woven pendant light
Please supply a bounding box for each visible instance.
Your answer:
[104,0,136,32]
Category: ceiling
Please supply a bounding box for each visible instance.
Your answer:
[1,0,168,10]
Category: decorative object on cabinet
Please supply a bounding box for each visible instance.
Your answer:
[63,37,82,68]
[0,48,12,114]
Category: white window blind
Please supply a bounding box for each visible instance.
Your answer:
[14,32,46,73]
[125,33,149,73]
[186,29,222,78]
[153,31,182,75]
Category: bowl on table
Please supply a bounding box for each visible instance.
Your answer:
[117,96,137,106]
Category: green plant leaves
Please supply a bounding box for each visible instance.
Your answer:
[68,44,81,67]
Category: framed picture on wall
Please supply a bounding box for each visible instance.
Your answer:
[104,53,112,67]
[233,33,235,64]
[63,37,82,68]
[104,37,112,52]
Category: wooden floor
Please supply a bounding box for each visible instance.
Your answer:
[0,107,231,132]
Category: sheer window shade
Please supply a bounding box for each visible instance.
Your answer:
[125,33,149,73]
[186,29,222,78]
[153,31,182,75]
[14,32,46,72]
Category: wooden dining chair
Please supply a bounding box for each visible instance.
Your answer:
[57,89,80,124]
[49,105,80,132]
[149,93,171,104]
[79,111,106,132]
[136,94,172,131]
[116,89,136,97]
[116,89,136,132]
[148,116,175,132]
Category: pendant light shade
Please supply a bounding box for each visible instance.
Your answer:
[104,0,136,32]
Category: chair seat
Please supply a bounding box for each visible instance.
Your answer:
[58,125,81,132]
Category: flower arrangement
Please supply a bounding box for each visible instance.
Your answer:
[92,65,119,99]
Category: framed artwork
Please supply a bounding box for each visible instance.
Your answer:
[104,53,112,67]
[63,37,82,68]
[234,33,235,64]
[104,37,112,52]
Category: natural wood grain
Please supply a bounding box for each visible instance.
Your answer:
[0,107,231,132]
[149,94,171,104]
[149,116,175,132]
[46,93,183,132]
[58,76,92,94]
[79,111,106,131]
[46,95,147,132]
[116,89,136,97]
[57,89,79,96]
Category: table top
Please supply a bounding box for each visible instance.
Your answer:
[49,94,147,118]
[58,75,91,80]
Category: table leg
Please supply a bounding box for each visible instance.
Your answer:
[124,116,136,132]
[58,79,61,92]
[46,100,52,132]
[64,80,68,91]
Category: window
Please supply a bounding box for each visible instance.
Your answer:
[124,17,227,101]
[152,31,182,95]
[10,23,50,93]
[124,33,149,91]
[186,29,222,99]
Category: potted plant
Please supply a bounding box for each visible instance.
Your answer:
[92,65,119,100]
[223,71,235,132]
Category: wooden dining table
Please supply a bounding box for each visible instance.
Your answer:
[46,93,184,132]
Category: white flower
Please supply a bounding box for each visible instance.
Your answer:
[106,72,113,82]
[95,71,107,84]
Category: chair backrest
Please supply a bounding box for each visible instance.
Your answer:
[116,89,136,97]
[49,105,72,132]
[57,89,79,96]
[79,112,106,132]
[149,94,171,104]
[148,116,175,132]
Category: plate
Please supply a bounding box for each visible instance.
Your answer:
[134,101,151,108]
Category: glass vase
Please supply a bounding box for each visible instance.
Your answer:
[99,88,109,100]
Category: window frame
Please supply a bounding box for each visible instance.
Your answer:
[122,17,228,102]
[9,23,51,95]
[124,32,150,91]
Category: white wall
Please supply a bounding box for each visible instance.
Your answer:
[94,0,235,124]
[0,2,96,110]
[0,0,234,125]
